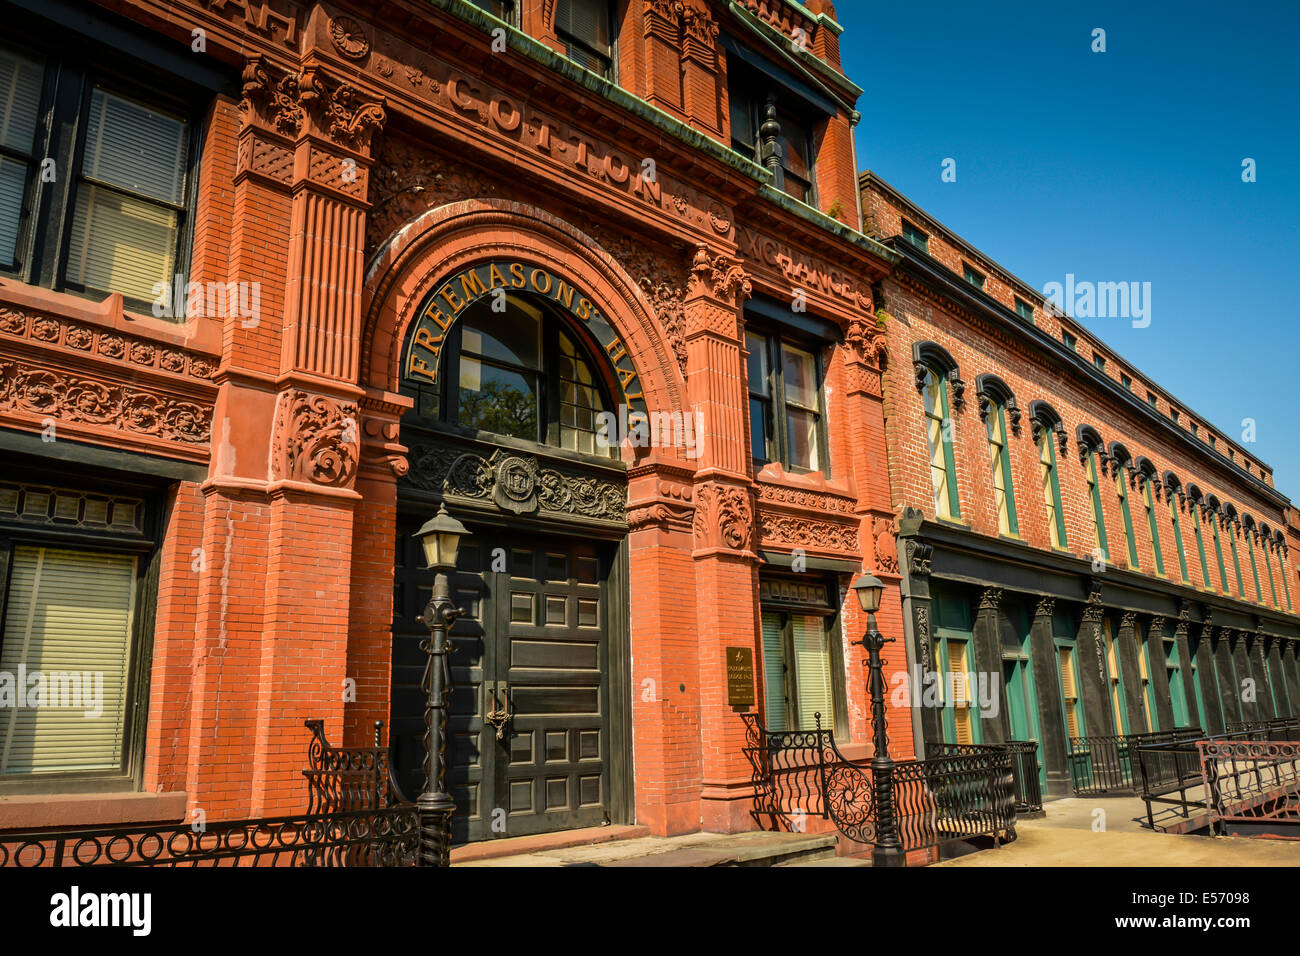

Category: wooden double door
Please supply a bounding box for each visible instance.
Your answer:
[392,517,616,844]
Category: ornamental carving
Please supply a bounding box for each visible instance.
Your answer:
[1120,611,1137,628]
[0,307,217,381]
[638,277,687,377]
[914,361,964,411]
[274,390,360,488]
[873,518,898,574]
[693,482,753,551]
[914,605,932,672]
[681,3,719,47]
[845,314,887,368]
[1149,616,1165,636]
[404,445,627,523]
[1035,597,1056,618]
[240,56,305,136]
[301,68,387,151]
[758,512,859,554]
[754,482,855,514]
[978,587,1003,611]
[905,539,932,577]
[1031,417,1068,456]
[1082,577,1105,624]
[329,15,371,60]
[0,361,210,444]
[691,245,751,302]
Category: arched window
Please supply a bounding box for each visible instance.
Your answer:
[403,292,615,456]
[1243,515,1265,604]
[1187,485,1212,590]
[1259,523,1280,607]
[1077,425,1108,561]
[1109,443,1139,569]
[913,342,963,520]
[977,375,1019,536]
[1162,472,1191,584]
[1134,458,1165,577]
[1030,401,1068,549]
[1222,503,1245,597]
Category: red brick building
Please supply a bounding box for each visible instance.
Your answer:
[0,0,907,843]
[861,171,1300,798]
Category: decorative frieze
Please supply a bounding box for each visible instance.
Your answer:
[693,482,753,552]
[757,511,859,554]
[0,360,210,445]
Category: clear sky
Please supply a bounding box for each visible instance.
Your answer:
[838,0,1299,503]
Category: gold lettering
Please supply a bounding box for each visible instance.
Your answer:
[439,286,464,312]
[509,263,527,288]
[421,302,451,330]
[408,354,439,382]
[413,326,444,354]
[460,268,488,302]
[605,338,628,365]
[555,281,575,310]
[488,263,509,288]
[576,298,592,320]
[618,366,638,390]
[529,268,552,294]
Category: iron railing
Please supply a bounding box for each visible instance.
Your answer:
[1224,717,1300,741]
[927,740,1042,813]
[1133,728,1208,828]
[1069,729,1207,795]
[1200,739,1300,838]
[742,713,1017,856]
[0,807,421,867]
[0,719,434,867]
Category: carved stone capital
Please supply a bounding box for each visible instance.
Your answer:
[905,539,933,577]
[1034,596,1056,619]
[692,481,754,553]
[978,587,1003,612]
[690,245,752,303]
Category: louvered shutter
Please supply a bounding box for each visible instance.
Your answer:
[1058,647,1080,738]
[0,546,136,775]
[760,612,787,732]
[64,88,186,302]
[791,615,833,732]
[0,46,43,264]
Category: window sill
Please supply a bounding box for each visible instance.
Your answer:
[0,790,187,831]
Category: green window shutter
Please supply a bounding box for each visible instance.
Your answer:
[1144,484,1165,576]
[790,615,834,733]
[0,546,136,776]
[1169,499,1190,583]
[1116,473,1139,569]
[1192,509,1211,589]
[760,612,787,732]
[1087,453,1109,561]
[1262,545,1279,606]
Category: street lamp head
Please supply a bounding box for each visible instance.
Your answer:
[851,572,885,613]
[414,503,470,571]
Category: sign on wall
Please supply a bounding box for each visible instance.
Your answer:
[403,260,647,415]
[726,646,756,711]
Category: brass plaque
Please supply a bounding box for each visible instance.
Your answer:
[726,646,755,711]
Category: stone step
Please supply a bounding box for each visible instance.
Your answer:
[775,854,872,867]
[455,830,840,867]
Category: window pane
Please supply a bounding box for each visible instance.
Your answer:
[761,612,787,732]
[745,332,769,395]
[65,184,178,301]
[0,546,136,775]
[780,344,818,408]
[729,91,755,155]
[749,397,770,463]
[0,155,27,265]
[82,89,186,204]
[557,0,611,49]
[461,300,540,368]
[0,47,43,153]
[777,110,810,179]
[457,359,538,440]
[558,331,608,455]
[791,615,833,732]
[785,405,820,471]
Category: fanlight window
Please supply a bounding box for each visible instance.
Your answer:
[402,293,614,456]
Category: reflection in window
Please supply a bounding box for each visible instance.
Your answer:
[921,366,960,519]
[745,331,826,473]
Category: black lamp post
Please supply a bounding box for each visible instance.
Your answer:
[413,503,469,867]
[851,572,904,868]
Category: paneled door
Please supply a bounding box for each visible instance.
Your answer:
[393,519,612,844]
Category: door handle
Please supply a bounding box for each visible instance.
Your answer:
[484,681,513,741]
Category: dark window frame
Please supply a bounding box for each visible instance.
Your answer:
[758,572,849,737]
[0,32,206,318]
[0,463,164,796]
[555,0,617,81]
[745,325,830,476]
[727,65,819,206]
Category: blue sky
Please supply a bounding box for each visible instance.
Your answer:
[838,0,1300,502]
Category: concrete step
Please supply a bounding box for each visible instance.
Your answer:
[775,855,872,867]
[455,830,839,867]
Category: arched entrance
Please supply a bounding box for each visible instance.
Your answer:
[363,201,687,845]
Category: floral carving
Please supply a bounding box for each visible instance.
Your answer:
[0,361,211,444]
[240,56,305,136]
[692,245,751,302]
[693,482,753,551]
[328,15,370,60]
[759,512,859,553]
[873,518,898,573]
[638,277,687,376]
[32,317,60,341]
[302,70,386,150]
[275,390,360,488]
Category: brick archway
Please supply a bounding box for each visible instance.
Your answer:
[362,198,685,421]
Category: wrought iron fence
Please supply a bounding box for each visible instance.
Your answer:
[742,713,1017,856]
[927,741,1042,813]
[1133,728,1207,827]
[1225,717,1300,741]
[1069,729,1206,795]
[0,719,435,868]
[0,807,422,867]
[1199,739,1300,837]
